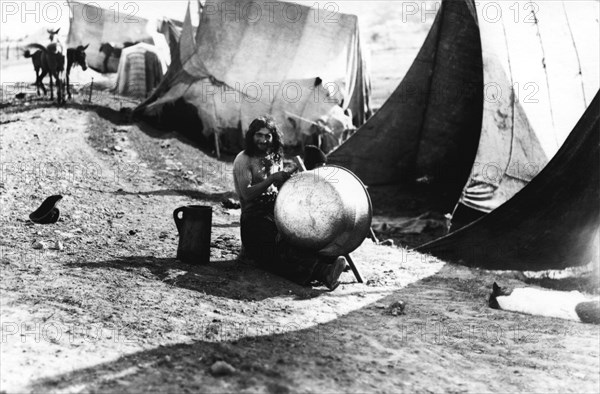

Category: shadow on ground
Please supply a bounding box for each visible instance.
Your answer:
[70,256,327,302]
[29,263,600,394]
[1,95,238,162]
[113,189,236,204]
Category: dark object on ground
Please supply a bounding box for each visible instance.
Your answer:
[174,205,212,264]
[15,93,26,100]
[575,301,600,325]
[488,282,513,310]
[29,195,63,224]
[389,300,406,316]
[304,145,327,170]
[221,197,240,209]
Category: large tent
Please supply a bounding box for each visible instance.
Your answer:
[417,91,599,270]
[328,0,599,222]
[135,0,371,150]
[66,1,155,73]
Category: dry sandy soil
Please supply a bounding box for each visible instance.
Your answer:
[1,3,600,393]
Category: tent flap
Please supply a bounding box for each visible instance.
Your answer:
[417,91,600,271]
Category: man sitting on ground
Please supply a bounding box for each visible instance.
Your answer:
[233,115,346,290]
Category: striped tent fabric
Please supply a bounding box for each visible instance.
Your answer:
[328,0,599,221]
[115,43,165,98]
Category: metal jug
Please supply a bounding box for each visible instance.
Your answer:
[173,205,212,264]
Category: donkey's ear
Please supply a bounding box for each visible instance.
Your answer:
[492,282,500,293]
[55,28,61,34]
[83,44,89,50]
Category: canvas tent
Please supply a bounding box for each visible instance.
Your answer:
[135,0,371,150]
[114,43,166,98]
[417,91,599,270]
[157,0,203,53]
[66,1,167,73]
[159,18,183,66]
[328,0,599,222]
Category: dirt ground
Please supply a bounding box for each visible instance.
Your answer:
[0,80,599,394]
[1,4,599,392]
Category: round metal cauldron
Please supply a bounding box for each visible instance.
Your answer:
[274,165,372,256]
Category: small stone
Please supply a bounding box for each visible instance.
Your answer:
[32,241,45,250]
[113,146,122,152]
[210,361,235,376]
[55,240,64,251]
[389,300,406,316]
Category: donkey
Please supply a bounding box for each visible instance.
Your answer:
[23,28,61,96]
[25,43,65,103]
[65,44,89,99]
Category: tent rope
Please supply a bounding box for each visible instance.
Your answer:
[500,13,516,184]
[530,7,558,147]
[561,0,588,108]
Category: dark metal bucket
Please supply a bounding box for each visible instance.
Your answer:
[173,205,212,264]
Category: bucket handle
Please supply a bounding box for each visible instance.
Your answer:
[173,207,185,233]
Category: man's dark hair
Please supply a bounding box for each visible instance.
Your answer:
[244,115,284,163]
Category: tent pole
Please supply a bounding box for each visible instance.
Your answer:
[214,133,221,158]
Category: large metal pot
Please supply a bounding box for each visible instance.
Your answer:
[274,165,372,256]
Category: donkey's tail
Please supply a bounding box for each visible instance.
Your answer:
[24,50,32,58]
[26,43,47,53]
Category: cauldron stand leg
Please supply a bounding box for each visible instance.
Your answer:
[344,254,363,283]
